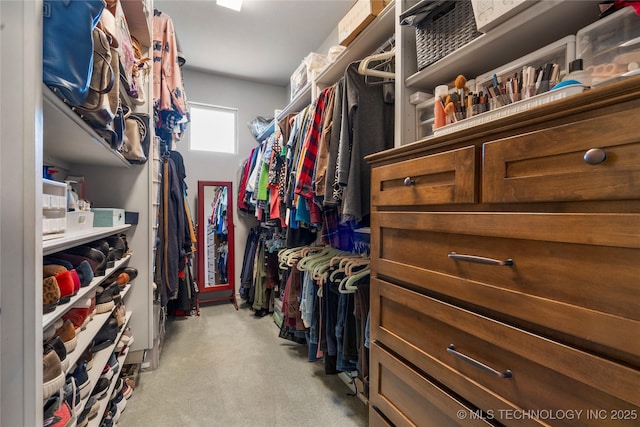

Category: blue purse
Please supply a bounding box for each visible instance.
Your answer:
[43,0,106,106]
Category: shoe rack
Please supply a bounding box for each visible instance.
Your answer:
[0,1,154,425]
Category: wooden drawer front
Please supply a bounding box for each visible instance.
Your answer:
[373,211,640,362]
[370,343,494,427]
[371,146,475,207]
[371,279,640,426]
[482,109,640,203]
[369,406,394,427]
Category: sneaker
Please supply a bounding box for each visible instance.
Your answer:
[43,349,65,400]
[115,327,134,353]
[43,391,76,427]
[122,381,133,400]
[78,396,100,422]
[43,276,61,314]
[114,303,126,329]
[54,319,77,354]
[70,361,91,400]
[43,318,63,342]
[63,376,80,417]
[90,377,110,400]
[44,336,68,373]
[61,294,93,331]
[78,342,94,372]
[101,352,120,381]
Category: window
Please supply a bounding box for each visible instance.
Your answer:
[189,102,237,154]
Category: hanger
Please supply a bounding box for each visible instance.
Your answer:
[340,268,371,294]
[357,48,396,80]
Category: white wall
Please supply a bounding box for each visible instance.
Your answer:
[176,68,287,298]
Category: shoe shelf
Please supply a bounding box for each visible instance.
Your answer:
[42,85,131,169]
[43,255,132,330]
[88,343,131,427]
[77,311,132,423]
[64,285,132,375]
[43,225,132,256]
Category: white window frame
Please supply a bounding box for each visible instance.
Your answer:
[188,101,238,154]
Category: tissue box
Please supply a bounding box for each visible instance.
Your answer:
[471,0,537,33]
[576,6,640,87]
[92,208,125,227]
[338,0,388,47]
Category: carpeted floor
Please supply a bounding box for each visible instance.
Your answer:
[117,301,368,426]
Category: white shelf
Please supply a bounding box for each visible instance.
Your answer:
[42,86,131,169]
[43,225,131,256]
[405,0,599,92]
[277,85,313,120]
[43,256,132,330]
[76,312,132,423]
[64,285,132,374]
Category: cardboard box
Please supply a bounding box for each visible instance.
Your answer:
[92,208,126,227]
[471,0,536,33]
[338,0,388,47]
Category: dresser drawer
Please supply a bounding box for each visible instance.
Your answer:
[370,342,495,427]
[371,279,640,426]
[372,211,640,363]
[370,406,393,427]
[371,146,476,207]
[482,108,640,203]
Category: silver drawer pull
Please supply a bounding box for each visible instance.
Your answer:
[403,177,415,186]
[448,252,513,266]
[583,148,607,165]
[447,344,513,379]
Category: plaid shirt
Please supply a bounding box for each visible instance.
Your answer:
[294,87,333,200]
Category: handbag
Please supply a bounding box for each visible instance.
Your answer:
[72,25,118,128]
[120,113,151,164]
[43,0,106,106]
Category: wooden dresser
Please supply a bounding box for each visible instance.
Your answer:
[366,75,640,427]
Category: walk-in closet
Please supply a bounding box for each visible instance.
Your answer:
[2,1,640,426]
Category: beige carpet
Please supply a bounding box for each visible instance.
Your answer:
[117,301,368,426]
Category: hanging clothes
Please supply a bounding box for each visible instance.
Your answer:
[153,9,190,149]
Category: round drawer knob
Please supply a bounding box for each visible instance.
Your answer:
[583,148,607,165]
[403,177,415,186]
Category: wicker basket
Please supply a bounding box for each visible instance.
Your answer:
[415,0,481,71]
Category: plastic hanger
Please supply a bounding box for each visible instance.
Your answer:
[358,48,396,80]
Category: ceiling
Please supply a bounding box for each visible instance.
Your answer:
[153,0,355,87]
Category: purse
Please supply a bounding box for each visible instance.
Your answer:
[120,113,151,164]
[43,0,106,106]
[72,25,118,128]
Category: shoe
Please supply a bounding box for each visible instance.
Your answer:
[61,293,93,331]
[93,317,119,352]
[100,353,119,382]
[106,235,126,260]
[112,266,137,283]
[115,327,134,353]
[43,276,61,314]
[90,377,110,400]
[43,391,75,427]
[94,284,115,314]
[70,361,91,400]
[78,342,94,371]
[87,240,111,268]
[122,381,133,400]
[54,319,77,354]
[43,349,65,400]
[114,303,126,329]
[44,266,76,305]
[52,246,107,276]
[63,376,80,417]
[44,336,68,373]
[78,396,100,422]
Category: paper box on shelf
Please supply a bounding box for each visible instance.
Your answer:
[66,211,94,233]
[92,208,126,227]
[290,52,329,100]
[338,0,388,47]
[471,0,537,33]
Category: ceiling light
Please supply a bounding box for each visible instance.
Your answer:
[217,0,242,12]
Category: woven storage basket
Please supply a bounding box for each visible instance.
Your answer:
[415,0,481,70]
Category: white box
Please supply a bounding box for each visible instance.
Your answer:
[471,0,537,33]
[66,211,94,233]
